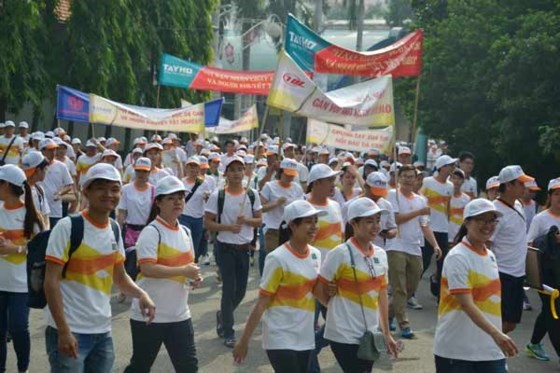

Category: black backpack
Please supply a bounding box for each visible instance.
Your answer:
[27,215,120,309]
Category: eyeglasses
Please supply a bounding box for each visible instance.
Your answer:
[400,174,416,180]
[472,218,499,226]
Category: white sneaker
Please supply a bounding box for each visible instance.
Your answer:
[407,296,423,310]
[203,254,211,265]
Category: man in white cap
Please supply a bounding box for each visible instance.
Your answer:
[282,142,308,191]
[44,163,156,372]
[54,138,79,215]
[219,140,237,173]
[18,121,30,143]
[257,145,280,191]
[490,165,535,334]
[0,120,25,166]
[76,139,102,184]
[397,146,412,165]
[205,156,262,348]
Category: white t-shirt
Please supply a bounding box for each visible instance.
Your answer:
[297,161,309,184]
[0,135,25,165]
[45,212,125,334]
[131,217,194,323]
[461,176,478,199]
[448,192,471,243]
[332,187,362,210]
[375,197,397,248]
[490,199,527,277]
[259,243,321,350]
[39,160,73,218]
[522,200,538,232]
[261,180,304,230]
[149,167,171,186]
[308,199,344,260]
[420,176,453,233]
[183,179,212,219]
[386,189,428,256]
[320,238,388,344]
[117,183,155,225]
[62,156,77,177]
[32,184,50,217]
[527,210,560,244]
[76,153,101,176]
[434,239,503,361]
[205,188,262,244]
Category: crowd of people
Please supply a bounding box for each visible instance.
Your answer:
[0,118,558,373]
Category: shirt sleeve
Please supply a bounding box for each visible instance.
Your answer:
[135,225,160,264]
[319,247,341,283]
[205,190,219,215]
[259,253,283,296]
[444,253,472,293]
[61,163,74,186]
[527,215,542,244]
[115,224,126,264]
[45,218,71,265]
[261,183,272,202]
[251,188,262,212]
[117,187,128,211]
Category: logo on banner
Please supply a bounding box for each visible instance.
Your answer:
[163,64,194,76]
[287,31,318,50]
[68,96,84,111]
[282,73,305,88]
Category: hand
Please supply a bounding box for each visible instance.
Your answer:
[419,207,431,216]
[53,192,61,201]
[58,330,79,358]
[184,263,201,280]
[492,331,518,357]
[384,335,400,359]
[326,281,338,297]
[236,216,246,225]
[232,340,249,364]
[434,246,443,260]
[190,276,204,289]
[276,197,287,206]
[230,224,243,233]
[138,293,156,324]
[269,160,280,172]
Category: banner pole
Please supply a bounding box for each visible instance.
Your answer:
[410,76,422,151]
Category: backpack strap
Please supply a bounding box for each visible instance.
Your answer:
[109,218,120,246]
[62,215,85,278]
[217,188,255,224]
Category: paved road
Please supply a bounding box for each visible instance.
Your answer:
[6,255,558,372]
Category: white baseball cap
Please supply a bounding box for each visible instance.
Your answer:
[45,131,54,138]
[280,158,299,177]
[525,180,541,191]
[398,146,411,155]
[133,157,151,171]
[266,145,279,156]
[463,198,503,219]
[155,175,186,197]
[186,156,201,166]
[106,137,120,147]
[328,157,339,166]
[283,200,327,224]
[498,165,534,184]
[39,138,58,150]
[4,120,15,128]
[144,142,163,153]
[0,164,26,187]
[199,156,209,169]
[364,159,378,169]
[366,172,389,197]
[389,162,402,173]
[85,140,97,148]
[71,138,82,145]
[224,156,245,169]
[18,121,29,128]
[131,147,143,155]
[435,155,458,170]
[161,137,173,145]
[347,197,387,221]
[151,134,162,142]
[548,178,560,191]
[31,132,45,141]
[22,151,47,177]
[133,137,146,146]
[244,155,255,164]
[209,152,220,161]
[97,136,106,143]
[486,176,499,190]
[102,149,118,159]
[308,164,342,184]
[52,137,64,146]
[81,163,122,189]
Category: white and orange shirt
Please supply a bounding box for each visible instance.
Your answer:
[420,176,453,233]
[319,238,388,344]
[261,180,304,230]
[259,243,321,350]
[434,239,503,361]
[0,135,25,165]
[76,153,101,176]
[461,176,478,199]
[448,192,471,244]
[309,199,344,260]
[117,182,155,226]
[386,189,428,256]
[527,209,560,244]
[45,211,125,334]
[491,199,527,277]
[0,202,35,293]
[132,217,194,323]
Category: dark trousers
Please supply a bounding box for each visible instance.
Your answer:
[422,231,449,284]
[531,292,560,356]
[216,241,250,339]
[49,217,61,229]
[329,341,374,373]
[179,215,205,262]
[125,319,198,373]
[0,292,30,373]
[435,355,506,373]
[124,250,138,281]
[266,349,312,373]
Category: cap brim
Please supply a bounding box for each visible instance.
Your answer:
[82,176,122,189]
[351,207,389,220]
[468,208,503,219]
[370,187,388,197]
[186,161,201,167]
[518,174,534,183]
[487,183,500,190]
[289,209,328,222]
[283,169,298,177]
[200,164,209,169]
[134,166,151,172]
[156,185,186,197]
[42,145,58,150]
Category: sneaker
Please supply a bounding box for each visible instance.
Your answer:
[216,311,224,338]
[224,337,236,348]
[401,327,416,339]
[526,343,550,361]
[216,269,222,283]
[250,256,255,266]
[203,254,211,265]
[523,301,533,311]
[407,297,423,310]
[389,318,397,332]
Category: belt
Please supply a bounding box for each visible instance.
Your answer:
[217,240,251,251]
[126,224,145,231]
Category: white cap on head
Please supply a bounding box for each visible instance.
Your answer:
[186,156,201,166]
[364,159,378,169]
[486,176,500,190]
[71,138,82,145]
[45,131,54,138]
[498,165,534,184]
[133,157,152,171]
[347,197,387,221]
[308,164,342,184]
[435,155,458,170]
[97,136,106,143]
[548,178,560,191]
[52,137,64,145]
[389,162,402,173]
[106,137,120,147]
[18,121,29,128]
[4,121,15,128]
[132,147,143,155]
[22,151,46,176]
[144,143,163,153]
[328,157,339,166]
[266,145,279,156]
[80,163,122,189]
[366,172,389,197]
[463,198,503,219]
[280,158,299,177]
[102,149,118,159]
[398,146,411,155]
[224,156,245,169]
[155,175,186,197]
[283,200,327,224]
[85,140,97,148]
[244,155,255,164]
[31,132,45,141]
[39,138,58,150]
[0,165,26,187]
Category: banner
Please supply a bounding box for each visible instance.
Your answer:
[267,50,395,127]
[56,85,90,122]
[207,105,259,134]
[285,14,422,78]
[307,119,393,153]
[89,95,223,133]
[159,53,274,95]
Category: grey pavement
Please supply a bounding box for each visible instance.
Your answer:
[6,255,558,373]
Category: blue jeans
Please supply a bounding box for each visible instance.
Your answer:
[258,225,266,276]
[0,292,30,373]
[45,326,115,373]
[179,215,204,262]
[435,355,507,373]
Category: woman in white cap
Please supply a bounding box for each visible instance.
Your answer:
[332,163,364,208]
[314,197,398,372]
[434,198,517,372]
[0,165,45,373]
[22,151,51,229]
[126,175,202,372]
[233,200,324,372]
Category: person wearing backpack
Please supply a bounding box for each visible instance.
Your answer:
[125,175,202,372]
[43,163,156,372]
[205,156,262,348]
[0,164,45,373]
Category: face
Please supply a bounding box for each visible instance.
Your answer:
[55,147,67,158]
[398,153,411,164]
[19,128,28,135]
[351,214,381,242]
[267,154,278,166]
[42,148,55,162]
[86,146,97,157]
[314,176,336,197]
[284,147,294,159]
[280,171,295,183]
[185,163,200,179]
[465,212,499,243]
[290,216,319,243]
[507,179,526,199]
[460,158,474,173]
[210,159,219,170]
[135,170,149,183]
[83,180,122,213]
[34,166,48,182]
[438,163,454,178]
[102,156,117,165]
[549,189,560,210]
[363,165,376,178]
[145,149,161,164]
[318,154,329,164]
[451,174,465,189]
[4,126,15,136]
[226,143,235,154]
[156,191,186,218]
[295,150,304,162]
[399,170,417,189]
[225,162,245,184]
[487,188,498,201]
[342,170,356,186]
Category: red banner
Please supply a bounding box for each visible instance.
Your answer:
[190,67,274,95]
[314,30,423,78]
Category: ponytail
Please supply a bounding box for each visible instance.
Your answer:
[145,197,162,225]
[453,220,469,246]
[278,220,291,246]
[22,182,45,238]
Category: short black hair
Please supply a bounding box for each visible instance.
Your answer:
[224,139,235,147]
[459,151,475,162]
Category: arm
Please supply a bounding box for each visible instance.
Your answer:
[240,210,262,228]
[394,206,430,225]
[0,239,25,255]
[313,278,332,307]
[139,261,200,280]
[454,293,518,357]
[378,288,399,358]
[232,293,271,363]
[112,263,156,322]
[204,212,241,233]
[421,225,442,259]
[259,194,285,213]
[117,209,127,229]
